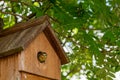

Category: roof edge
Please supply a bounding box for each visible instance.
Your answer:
[0,15,49,37]
[0,47,23,58]
[44,25,69,65]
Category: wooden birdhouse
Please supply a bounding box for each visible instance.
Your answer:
[0,15,69,80]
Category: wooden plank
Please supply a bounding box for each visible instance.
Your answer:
[18,32,61,80]
[0,15,49,37]
[44,26,69,65]
[0,54,20,80]
[0,21,48,57]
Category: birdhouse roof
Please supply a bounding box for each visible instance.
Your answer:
[0,15,69,65]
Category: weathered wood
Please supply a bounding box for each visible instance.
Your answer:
[0,15,69,80]
[0,54,20,80]
[0,32,62,80]
[0,15,49,37]
[0,15,69,65]
[44,26,69,65]
[18,32,61,80]
[0,21,48,57]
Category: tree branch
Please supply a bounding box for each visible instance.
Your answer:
[11,2,17,23]
[54,30,88,50]
[27,13,36,19]
[47,15,61,24]
[0,11,29,20]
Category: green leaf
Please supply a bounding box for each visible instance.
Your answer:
[102,29,115,43]
[106,76,113,80]
[72,28,78,35]
[33,2,40,7]
[36,11,43,17]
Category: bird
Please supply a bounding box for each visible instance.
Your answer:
[37,51,47,63]
[0,18,4,31]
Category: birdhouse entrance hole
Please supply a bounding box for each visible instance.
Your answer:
[37,51,47,63]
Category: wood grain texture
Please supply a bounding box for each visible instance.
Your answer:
[0,15,49,37]
[18,32,61,80]
[0,21,48,57]
[0,15,69,80]
[0,15,69,65]
[0,54,20,80]
[44,26,69,65]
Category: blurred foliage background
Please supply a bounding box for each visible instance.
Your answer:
[0,0,120,79]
